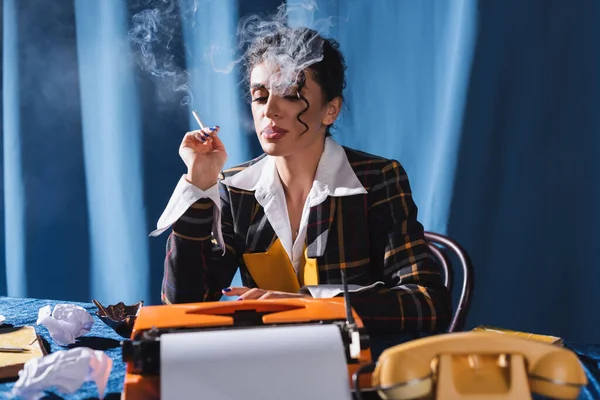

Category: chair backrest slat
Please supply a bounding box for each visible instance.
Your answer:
[424,231,474,333]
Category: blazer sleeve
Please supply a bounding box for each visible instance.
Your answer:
[348,160,452,335]
[161,181,239,304]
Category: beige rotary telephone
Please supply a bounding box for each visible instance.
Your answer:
[355,331,587,400]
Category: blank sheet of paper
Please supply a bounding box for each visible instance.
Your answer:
[160,324,351,400]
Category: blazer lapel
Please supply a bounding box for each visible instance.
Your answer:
[306,196,336,258]
[245,199,276,253]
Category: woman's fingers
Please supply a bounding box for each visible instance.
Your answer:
[222,287,250,296]
[210,128,226,153]
[222,287,268,300]
[221,286,310,300]
[258,291,287,299]
[190,128,213,146]
[196,126,220,143]
[181,126,220,149]
[238,288,266,300]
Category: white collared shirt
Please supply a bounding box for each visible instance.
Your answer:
[151,136,367,274]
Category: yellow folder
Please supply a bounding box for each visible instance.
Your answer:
[243,238,319,293]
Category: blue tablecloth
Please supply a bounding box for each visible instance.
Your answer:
[0,297,124,399]
[0,296,599,399]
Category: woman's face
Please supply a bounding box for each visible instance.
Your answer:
[249,62,340,157]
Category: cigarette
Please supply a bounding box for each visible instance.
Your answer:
[192,110,206,130]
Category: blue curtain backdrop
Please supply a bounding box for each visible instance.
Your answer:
[1,0,598,343]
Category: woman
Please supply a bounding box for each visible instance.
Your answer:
[152,27,451,335]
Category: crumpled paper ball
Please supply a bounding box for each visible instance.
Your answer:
[36,304,94,346]
[11,347,112,400]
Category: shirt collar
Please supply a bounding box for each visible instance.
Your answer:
[222,137,367,204]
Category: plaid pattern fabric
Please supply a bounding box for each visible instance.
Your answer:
[163,147,452,334]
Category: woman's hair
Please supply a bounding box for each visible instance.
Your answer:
[244,27,347,136]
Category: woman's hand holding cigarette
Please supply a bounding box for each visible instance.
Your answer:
[179,125,227,191]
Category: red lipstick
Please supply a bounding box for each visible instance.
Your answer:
[262,126,288,140]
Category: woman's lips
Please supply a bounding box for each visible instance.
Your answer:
[262,126,288,140]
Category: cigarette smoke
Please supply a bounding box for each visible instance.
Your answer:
[128,0,194,106]
[218,1,332,97]
[128,1,337,104]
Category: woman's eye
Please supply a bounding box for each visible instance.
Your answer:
[252,96,268,103]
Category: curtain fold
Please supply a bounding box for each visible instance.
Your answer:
[2,0,25,297]
[74,0,149,304]
[3,0,91,301]
[180,0,247,170]
[330,0,477,233]
[448,0,600,341]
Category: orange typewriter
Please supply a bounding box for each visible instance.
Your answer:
[121,297,373,400]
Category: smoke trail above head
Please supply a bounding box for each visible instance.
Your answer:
[128,0,194,106]
[128,0,347,106]
[209,1,338,97]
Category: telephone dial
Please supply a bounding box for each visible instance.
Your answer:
[354,331,587,400]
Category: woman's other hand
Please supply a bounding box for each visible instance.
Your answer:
[222,287,312,300]
[179,126,227,190]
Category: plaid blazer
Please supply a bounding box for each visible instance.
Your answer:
[162,146,451,335]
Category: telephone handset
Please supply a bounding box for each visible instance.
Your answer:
[354,331,587,400]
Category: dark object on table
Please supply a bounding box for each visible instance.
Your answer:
[93,300,143,338]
